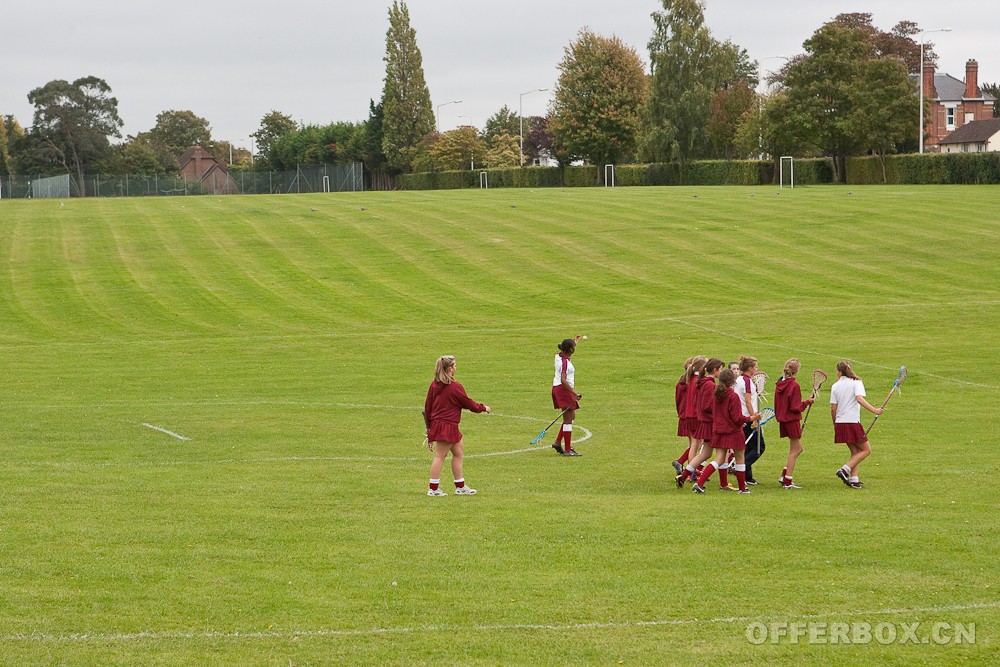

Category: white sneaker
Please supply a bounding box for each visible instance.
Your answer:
[783,483,802,490]
[427,489,447,496]
[455,486,477,495]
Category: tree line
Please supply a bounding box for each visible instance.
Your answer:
[2,1,996,194]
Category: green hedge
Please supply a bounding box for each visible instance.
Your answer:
[396,157,841,190]
[847,153,1000,184]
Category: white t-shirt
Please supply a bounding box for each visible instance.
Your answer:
[737,374,759,416]
[830,376,866,423]
[553,354,575,388]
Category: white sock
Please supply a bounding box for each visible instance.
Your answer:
[849,476,859,483]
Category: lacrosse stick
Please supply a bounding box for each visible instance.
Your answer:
[865,366,907,436]
[530,399,580,444]
[800,369,828,431]
[745,407,775,444]
[751,371,768,454]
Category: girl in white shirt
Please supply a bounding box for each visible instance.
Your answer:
[829,361,883,489]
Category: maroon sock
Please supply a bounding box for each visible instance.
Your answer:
[735,470,747,491]
[677,448,690,464]
[719,466,729,488]
[697,462,717,486]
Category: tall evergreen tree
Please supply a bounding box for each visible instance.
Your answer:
[380,1,434,173]
[644,0,747,168]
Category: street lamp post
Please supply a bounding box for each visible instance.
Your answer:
[437,100,462,133]
[519,88,548,167]
[919,28,951,154]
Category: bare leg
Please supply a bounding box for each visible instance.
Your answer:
[450,439,465,480]
[430,441,452,481]
[785,438,803,478]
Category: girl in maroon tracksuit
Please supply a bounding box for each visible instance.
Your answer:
[676,356,707,483]
[678,358,724,486]
[423,355,491,496]
[692,369,759,494]
[671,358,694,476]
[774,358,814,490]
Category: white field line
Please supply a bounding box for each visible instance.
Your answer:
[10,411,590,468]
[140,423,191,441]
[4,601,997,644]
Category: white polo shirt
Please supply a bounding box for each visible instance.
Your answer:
[830,377,866,423]
[737,374,759,416]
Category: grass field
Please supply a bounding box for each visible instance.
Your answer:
[0,185,997,665]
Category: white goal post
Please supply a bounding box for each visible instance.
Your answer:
[604,164,615,187]
[779,156,794,189]
[479,171,488,189]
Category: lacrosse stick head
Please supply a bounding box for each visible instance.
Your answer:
[751,371,768,396]
[893,366,907,395]
[812,369,828,392]
[759,406,775,424]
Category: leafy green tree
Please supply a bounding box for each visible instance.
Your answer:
[431,126,486,170]
[145,110,213,171]
[251,110,297,169]
[644,0,748,169]
[360,100,388,171]
[100,137,163,177]
[850,58,920,182]
[706,80,757,159]
[380,0,434,172]
[549,29,647,181]
[777,25,869,182]
[483,106,520,148]
[26,76,123,196]
[268,122,364,170]
[0,115,25,175]
[485,133,520,167]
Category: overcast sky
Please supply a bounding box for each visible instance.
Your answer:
[3,1,996,151]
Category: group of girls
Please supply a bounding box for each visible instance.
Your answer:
[670,356,882,492]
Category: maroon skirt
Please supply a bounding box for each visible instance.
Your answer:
[695,421,714,441]
[687,416,700,434]
[552,385,580,410]
[677,417,690,437]
[779,421,803,439]
[427,421,462,444]
[711,429,746,451]
[834,422,867,444]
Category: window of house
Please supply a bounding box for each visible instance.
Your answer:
[946,106,956,130]
[965,112,975,124]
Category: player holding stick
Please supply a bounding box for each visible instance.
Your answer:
[829,361,882,490]
[552,336,584,456]
[671,358,694,475]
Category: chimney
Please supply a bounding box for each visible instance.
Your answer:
[966,59,979,98]
[923,61,937,100]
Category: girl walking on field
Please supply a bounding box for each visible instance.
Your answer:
[423,355,491,496]
[677,358,725,487]
[671,358,694,476]
[692,369,759,494]
[774,358,814,489]
[737,355,765,485]
[829,361,882,489]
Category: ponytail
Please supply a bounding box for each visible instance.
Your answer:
[686,355,707,382]
[837,360,860,381]
[783,358,801,378]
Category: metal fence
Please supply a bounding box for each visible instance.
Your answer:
[0,163,367,199]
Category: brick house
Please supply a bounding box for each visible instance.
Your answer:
[918,59,996,152]
[178,146,238,194]
[939,118,1000,153]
